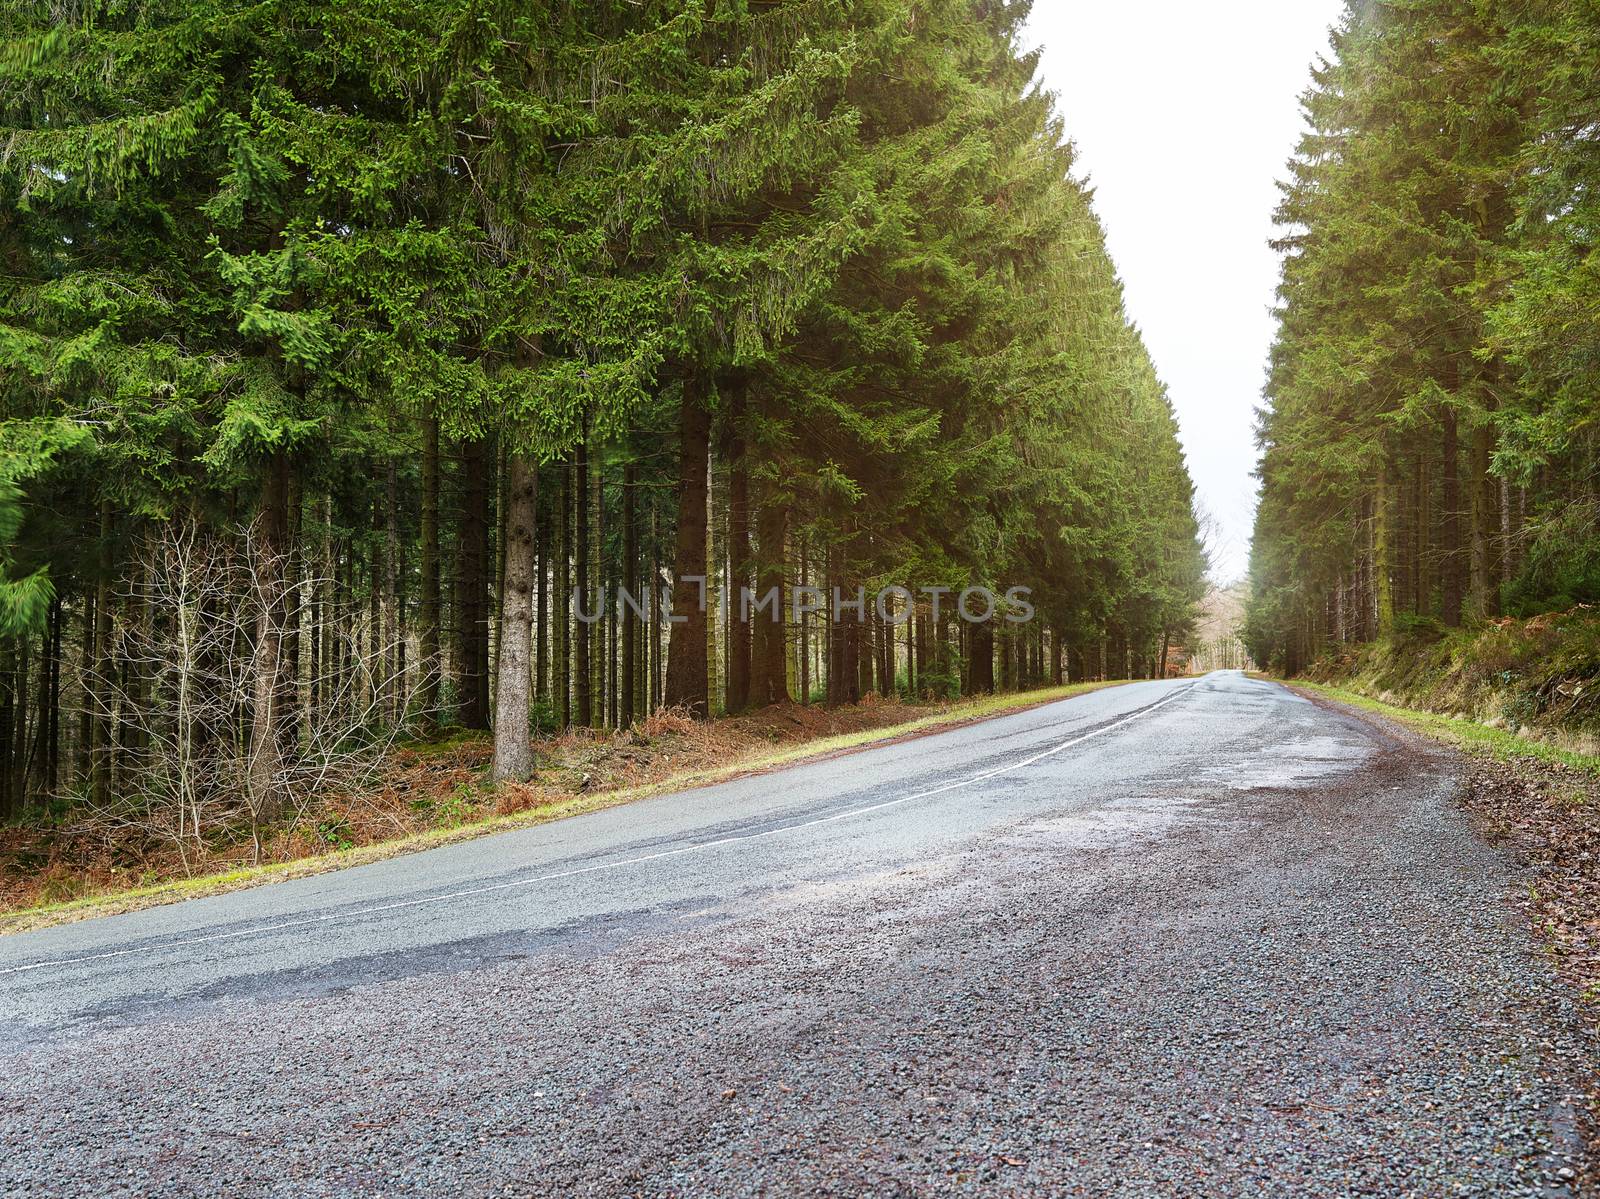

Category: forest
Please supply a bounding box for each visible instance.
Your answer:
[1247,0,1600,674]
[0,0,1206,850]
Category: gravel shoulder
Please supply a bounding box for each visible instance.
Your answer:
[1,674,1594,1197]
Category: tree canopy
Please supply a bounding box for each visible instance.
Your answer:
[1247,0,1600,673]
[0,0,1205,821]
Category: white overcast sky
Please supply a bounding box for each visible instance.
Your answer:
[1024,1,1346,583]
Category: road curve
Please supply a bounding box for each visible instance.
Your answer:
[0,672,1591,1196]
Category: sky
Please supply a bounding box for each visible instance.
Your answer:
[1024,1,1347,584]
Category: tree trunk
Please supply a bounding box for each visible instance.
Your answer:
[967,618,995,694]
[418,415,442,721]
[557,462,571,728]
[649,503,661,714]
[383,463,399,722]
[46,596,61,794]
[797,539,810,705]
[1468,412,1498,619]
[90,502,113,804]
[492,454,537,783]
[749,500,788,707]
[664,378,712,717]
[535,476,548,704]
[725,401,752,714]
[1374,459,1393,635]
[1413,446,1430,615]
[574,441,592,729]
[590,438,604,727]
[1441,405,1463,626]
[456,436,492,729]
[248,451,291,825]
[622,459,638,730]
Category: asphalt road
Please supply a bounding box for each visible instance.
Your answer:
[0,671,1592,1196]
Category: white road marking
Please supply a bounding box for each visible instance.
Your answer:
[1,684,1195,978]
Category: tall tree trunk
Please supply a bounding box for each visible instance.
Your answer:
[1440,406,1463,626]
[1500,476,1516,593]
[383,464,399,722]
[76,591,93,786]
[9,639,27,809]
[574,442,592,728]
[649,503,661,714]
[90,502,113,804]
[590,438,604,727]
[0,642,12,818]
[664,378,712,717]
[492,454,537,783]
[284,473,303,737]
[456,437,492,729]
[622,459,638,730]
[557,461,571,728]
[418,415,442,722]
[1374,459,1393,635]
[535,477,549,704]
[725,402,752,714]
[967,617,995,695]
[1414,445,1430,615]
[46,596,61,794]
[750,500,788,707]
[798,538,810,705]
[248,451,291,826]
[1468,412,1498,619]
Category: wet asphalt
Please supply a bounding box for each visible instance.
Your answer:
[0,671,1592,1196]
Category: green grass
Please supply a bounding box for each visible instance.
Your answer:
[1292,680,1600,775]
[1,678,1131,935]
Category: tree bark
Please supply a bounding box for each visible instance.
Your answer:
[1441,405,1463,626]
[664,378,712,717]
[456,436,492,729]
[590,438,604,727]
[749,500,788,707]
[574,441,592,728]
[248,451,291,825]
[1374,459,1393,635]
[418,415,442,721]
[90,502,113,804]
[492,454,537,783]
[535,477,549,703]
[383,464,399,722]
[622,459,638,729]
[725,398,752,714]
[1468,412,1498,619]
[967,618,995,694]
[557,462,571,728]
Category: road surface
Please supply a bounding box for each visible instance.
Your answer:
[0,672,1592,1195]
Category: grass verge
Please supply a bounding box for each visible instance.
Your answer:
[1290,681,1600,775]
[0,679,1130,936]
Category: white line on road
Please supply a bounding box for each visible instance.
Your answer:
[2,683,1196,978]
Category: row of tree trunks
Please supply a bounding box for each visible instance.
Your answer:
[4,389,1159,818]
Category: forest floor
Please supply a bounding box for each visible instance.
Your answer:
[1292,682,1600,1017]
[0,681,1123,933]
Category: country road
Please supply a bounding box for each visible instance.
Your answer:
[1,672,1592,1196]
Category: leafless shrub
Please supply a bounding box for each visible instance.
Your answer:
[81,519,431,868]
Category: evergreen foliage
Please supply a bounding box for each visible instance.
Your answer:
[1248,0,1600,673]
[0,0,1204,824]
